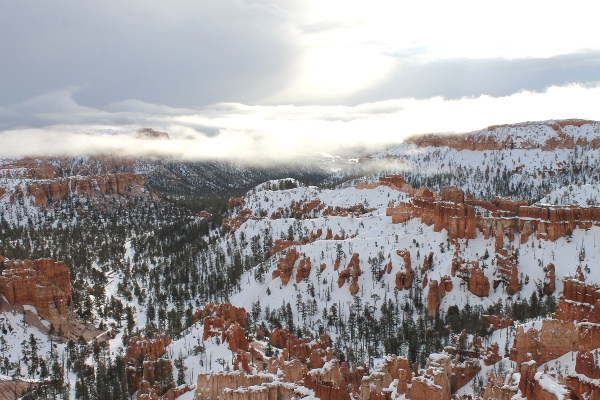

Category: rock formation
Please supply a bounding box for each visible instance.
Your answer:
[222,209,258,233]
[426,276,453,314]
[483,313,513,332]
[553,277,600,323]
[394,250,413,290]
[266,239,302,257]
[543,263,556,295]
[271,249,301,286]
[295,256,312,283]
[467,263,490,297]
[23,173,144,207]
[337,253,362,296]
[482,343,501,366]
[194,371,303,400]
[482,370,519,400]
[359,356,412,399]
[511,277,600,366]
[517,361,568,400]
[191,304,499,400]
[227,197,245,208]
[194,303,247,327]
[408,354,452,400]
[0,258,71,334]
[125,334,173,396]
[384,174,600,252]
[567,350,600,400]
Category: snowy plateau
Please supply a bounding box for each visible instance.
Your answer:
[1,119,600,399]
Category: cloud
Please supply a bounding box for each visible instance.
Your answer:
[0,0,302,108]
[1,83,600,162]
[345,52,600,103]
[3,1,600,110]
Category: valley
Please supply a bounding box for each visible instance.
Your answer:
[1,120,600,399]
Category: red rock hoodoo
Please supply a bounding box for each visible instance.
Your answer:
[125,334,173,397]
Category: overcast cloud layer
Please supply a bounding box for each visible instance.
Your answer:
[2,0,600,159]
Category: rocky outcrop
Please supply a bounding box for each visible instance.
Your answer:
[451,358,481,393]
[203,317,249,352]
[269,329,331,367]
[394,250,413,290]
[482,370,519,400]
[518,361,567,400]
[494,248,520,295]
[427,276,453,315]
[408,354,452,400]
[149,385,194,400]
[192,306,489,400]
[511,278,600,366]
[517,205,600,241]
[0,158,57,180]
[0,258,71,334]
[566,375,600,400]
[227,197,245,208]
[125,334,172,395]
[295,256,312,283]
[482,343,502,366]
[543,263,556,295]
[195,303,255,373]
[386,186,477,240]
[575,350,600,380]
[24,173,144,207]
[483,313,513,332]
[266,239,302,257]
[338,253,362,296]
[271,249,301,286]
[194,371,276,400]
[566,350,600,400]
[222,209,258,233]
[467,263,490,297]
[194,303,247,327]
[553,277,600,323]
[360,356,412,399]
[304,360,351,400]
[290,199,323,216]
[383,175,600,291]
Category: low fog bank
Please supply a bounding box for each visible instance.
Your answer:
[1,83,600,162]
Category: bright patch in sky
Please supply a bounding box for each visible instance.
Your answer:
[301,0,600,59]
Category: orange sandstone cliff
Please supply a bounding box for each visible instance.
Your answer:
[0,257,71,334]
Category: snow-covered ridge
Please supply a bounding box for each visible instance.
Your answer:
[401,119,600,151]
[329,120,600,203]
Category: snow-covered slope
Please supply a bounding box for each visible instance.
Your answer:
[329,120,600,203]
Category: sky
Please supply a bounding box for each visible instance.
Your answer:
[2,0,600,160]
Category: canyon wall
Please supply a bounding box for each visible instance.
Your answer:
[0,257,71,334]
[384,176,600,245]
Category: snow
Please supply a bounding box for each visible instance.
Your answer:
[175,390,196,400]
[538,184,600,206]
[224,180,600,335]
[536,372,569,399]
[4,120,600,397]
